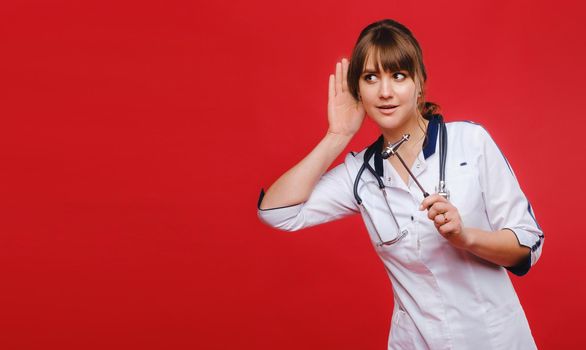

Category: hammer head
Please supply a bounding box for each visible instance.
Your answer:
[381,134,410,159]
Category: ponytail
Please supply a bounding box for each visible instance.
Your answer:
[421,101,440,117]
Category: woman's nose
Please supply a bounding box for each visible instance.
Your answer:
[379,77,394,98]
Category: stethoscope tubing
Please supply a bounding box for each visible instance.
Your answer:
[352,116,448,245]
[354,116,447,202]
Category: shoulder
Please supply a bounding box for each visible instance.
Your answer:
[445,119,496,147]
[343,148,367,174]
[442,119,503,167]
[446,119,489,137]
[347,148,367,160]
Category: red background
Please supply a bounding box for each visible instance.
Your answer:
[0,0,584,349]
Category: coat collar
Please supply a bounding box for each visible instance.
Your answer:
[371,114,442,177]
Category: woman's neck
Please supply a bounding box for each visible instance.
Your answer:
[381,114,429,152]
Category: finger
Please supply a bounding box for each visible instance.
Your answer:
[438,221,457,236]
[427,201,445,218]
[434,213,448,226]
[428,202,449,220]
[328,74,334,101]
[341,58,349,92]
[427,204,439,220]
[420,193,447,211]
[335,61,342,96]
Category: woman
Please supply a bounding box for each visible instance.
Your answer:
[257,19,543,350]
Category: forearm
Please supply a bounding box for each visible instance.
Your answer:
[463,228,530,267]
[259,132,353,209]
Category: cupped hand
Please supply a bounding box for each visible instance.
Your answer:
[420,194,470,249]
[327,58,365,137]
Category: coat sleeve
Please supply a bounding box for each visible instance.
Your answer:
[475,125,544,276]
[257,153,360,231]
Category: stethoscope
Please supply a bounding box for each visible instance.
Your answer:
[353,114,448,246]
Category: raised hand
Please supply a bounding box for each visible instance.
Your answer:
[327,58,365,137]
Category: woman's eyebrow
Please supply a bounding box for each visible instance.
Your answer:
[362,67,379,74]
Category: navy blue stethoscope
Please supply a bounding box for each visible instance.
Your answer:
[352,114,449,246]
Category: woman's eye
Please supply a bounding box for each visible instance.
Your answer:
[364,74,377,82]
[363,72,406,82]
[393,72,407,80]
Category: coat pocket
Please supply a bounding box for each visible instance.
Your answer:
[389,308,422,350]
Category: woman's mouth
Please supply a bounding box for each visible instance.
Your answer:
[377,105,398,115]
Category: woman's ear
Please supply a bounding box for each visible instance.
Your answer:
[416,78,424,97]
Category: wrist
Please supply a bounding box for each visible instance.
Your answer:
[461,227,476,251]
[325,130,354,144]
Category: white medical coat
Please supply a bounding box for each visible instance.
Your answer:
[257,117,544,350]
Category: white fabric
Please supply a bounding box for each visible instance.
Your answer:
[258,120,543,350]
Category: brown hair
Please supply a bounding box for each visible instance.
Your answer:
[347,19,440,117]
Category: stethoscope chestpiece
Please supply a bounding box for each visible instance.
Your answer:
[436,180,450,200]
[438,191,450,200]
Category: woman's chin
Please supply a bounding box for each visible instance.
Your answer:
[369,114,404,130]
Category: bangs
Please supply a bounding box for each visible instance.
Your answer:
[346,19,434,113]
[362,30,417,75]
